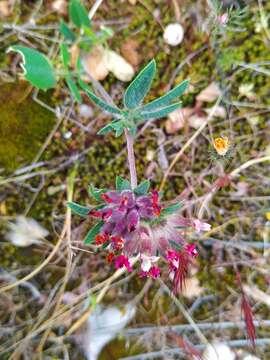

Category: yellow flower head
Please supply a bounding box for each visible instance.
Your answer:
[213,136,230,156]
[266,212,270,221]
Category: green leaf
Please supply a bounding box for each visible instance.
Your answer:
[141,79,189,112]
[115,176,131,191]
[84,221,104,244]
[67,201,91,217]
[8,45,56,90]
[60,43,70,69]
[79,80,122,115]
[60,20,76,41]
[136,102,182,122]
[88,184,107,202]
[69,0,90,28]
[97,123,113,135]
[65,75,82,102]
[124,59,156,109]
[134,179,150,195]
[160,202,183,216]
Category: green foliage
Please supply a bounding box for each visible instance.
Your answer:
[136,102,182,121]
[60,20,76,41]
[8,46,56,90]
[65,75,82,102]
[79,80,122,115]
[84,221,105,244]
[88,184,107,202]
[60,44,71,69]
[115,176,131,191]
[124,59,156,109]
[134,180,150,195]
[160,202,183,216]
[140,79,189,112]
[69,0,90,28]
[67,201,91,216]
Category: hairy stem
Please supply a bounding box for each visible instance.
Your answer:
[125,129,137,189]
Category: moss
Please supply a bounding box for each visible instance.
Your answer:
[0,81,55,171]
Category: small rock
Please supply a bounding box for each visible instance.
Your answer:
[163,23,184,46]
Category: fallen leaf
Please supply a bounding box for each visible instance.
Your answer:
[6,216,48,247]
[182,276,204,298]
[205,105,226,118]
[165,107,193,133]
[243,284,270,307]
[82,46,109,81]
[196,82,221,103]
[104,49,134,82]
[52,0,67,15]
[188,114,207,129]
[239,83,256,101]
[203,343,235,360]
[121,38,142,66]
[128,0,137,4]
[0,1,11,17]
[81,304,136,360]
[70,44,80,68]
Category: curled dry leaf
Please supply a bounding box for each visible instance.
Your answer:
[0,1,12,17]
[196,82,221,103]
[82,46,109,81]
[52,0,67,15]
[181,276,204,298]
[70,44,80,68]
[203,343,235,360]
[205,105,226,118]
[104,49,134,82]
[188,114,207,129]
[121,38,142,67]
[165,107,193,134]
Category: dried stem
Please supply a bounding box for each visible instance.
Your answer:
[125,129,137,189]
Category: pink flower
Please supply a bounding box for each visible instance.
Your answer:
[185,243,198,258]
[217,13,228,25]
[192,219,211,232]
[114,254,132,272]
[141,254,159,272]
[139,266,161,279]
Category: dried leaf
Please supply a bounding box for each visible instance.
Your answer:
[0,1,12,18]
[104,49,134,82]
[82,46,109,81]
[196,82,221,103]
[189,114,207,129]
[181,276,204,298]
[121,38,141,66]
[52,0,67,15]
[203,343,235,360]
[165,107,193,134]
[205,105,226,118]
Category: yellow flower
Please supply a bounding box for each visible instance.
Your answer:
[266,212,270,221]
[213,136,230,156]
